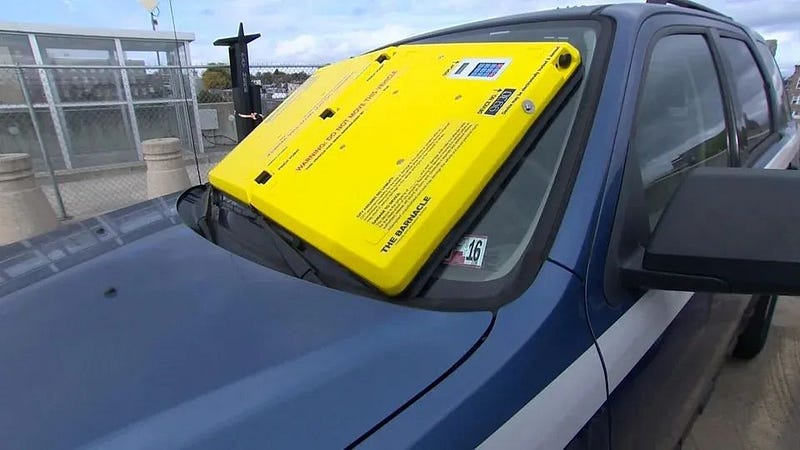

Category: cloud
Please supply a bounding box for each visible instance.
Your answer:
[23,0,796,72]
[722,3,800,30]
[274,35,318,59]
[268,24,415,63]
[229,0,794,69]
[761,30,800,75]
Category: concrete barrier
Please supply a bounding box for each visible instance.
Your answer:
[0,153,59,245]
[142,138,191,199]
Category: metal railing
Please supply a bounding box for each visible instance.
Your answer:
[0,63,321,221]
[191,64,319,153]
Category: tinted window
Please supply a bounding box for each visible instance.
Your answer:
[719,38,771,155]
[756,41,789,126]
[633,35,729,229]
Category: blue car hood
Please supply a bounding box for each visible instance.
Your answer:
[0,199,491,449]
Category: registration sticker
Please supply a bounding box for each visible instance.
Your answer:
[443,235,488,268]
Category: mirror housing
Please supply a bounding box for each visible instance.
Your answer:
[623,167,800,295]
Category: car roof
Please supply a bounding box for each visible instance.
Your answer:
[603,2,744,28]
[389,2,751,47]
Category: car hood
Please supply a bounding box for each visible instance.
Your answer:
[0,198,492,450]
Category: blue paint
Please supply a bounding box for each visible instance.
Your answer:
[0,3,790,449]
[547,9,642,281]
[360,262,594,448]
[0,224,490,449]
[582,7,795,449]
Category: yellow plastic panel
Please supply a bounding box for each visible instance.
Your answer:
[209,42,581,295]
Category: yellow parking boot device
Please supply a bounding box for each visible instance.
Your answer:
[209,42,581,295]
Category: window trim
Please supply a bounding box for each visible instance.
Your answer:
[603,26,735,305]
[712,32,779,166]
[754,40,791,128]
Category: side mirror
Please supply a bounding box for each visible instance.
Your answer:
[623,167,800,295]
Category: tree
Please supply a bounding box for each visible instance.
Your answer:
[254,69,311,86]
[201,63,232,90]
[196,90,227,103]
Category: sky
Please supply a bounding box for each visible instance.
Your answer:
[4,0,800,74]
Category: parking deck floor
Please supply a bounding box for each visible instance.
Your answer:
[687,298,800,449]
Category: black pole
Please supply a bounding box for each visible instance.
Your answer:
[214,23,262,141]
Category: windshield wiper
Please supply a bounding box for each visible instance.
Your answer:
[180,184,326,287]
[196,185,216,243]
[251,214,326,286]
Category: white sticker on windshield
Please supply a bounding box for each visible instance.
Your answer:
[444,235,487,268]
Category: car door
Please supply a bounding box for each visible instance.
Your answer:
[750,38,799,168]
[584,23,755,450]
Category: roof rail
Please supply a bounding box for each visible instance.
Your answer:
[646,0,731,18]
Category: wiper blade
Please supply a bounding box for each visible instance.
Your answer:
[196,185,216,243]
[253,215,325,286]
[192,185,325,286]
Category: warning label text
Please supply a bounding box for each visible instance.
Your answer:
[358,121,478,236]
[295,70,398,171]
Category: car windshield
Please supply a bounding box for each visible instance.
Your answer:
[180,20,604,308]
[415,21,601,301]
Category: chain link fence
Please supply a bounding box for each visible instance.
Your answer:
[194,64,319,153]
[0,63,320,222]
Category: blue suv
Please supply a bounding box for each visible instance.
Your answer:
[1,1,798,449]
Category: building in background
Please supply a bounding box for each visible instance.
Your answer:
[787,64,800,120]
[0,22,203,171]
[766,39,777,57]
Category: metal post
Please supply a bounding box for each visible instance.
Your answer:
[115,38,144,160]
[150,9,162,66]
[184,44,205,154]
[214,24,262,141]
[28,34,73,169]
[16,67,68,220]
[171,53,193,152]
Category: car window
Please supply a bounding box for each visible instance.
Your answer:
[718,38,772,158]
[633,34,730,229]
[755,40,790,127]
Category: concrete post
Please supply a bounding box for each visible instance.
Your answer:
[0,153,59,245]
[142,138,191,199]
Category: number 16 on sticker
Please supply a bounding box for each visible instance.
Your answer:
[444,235,488,268]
